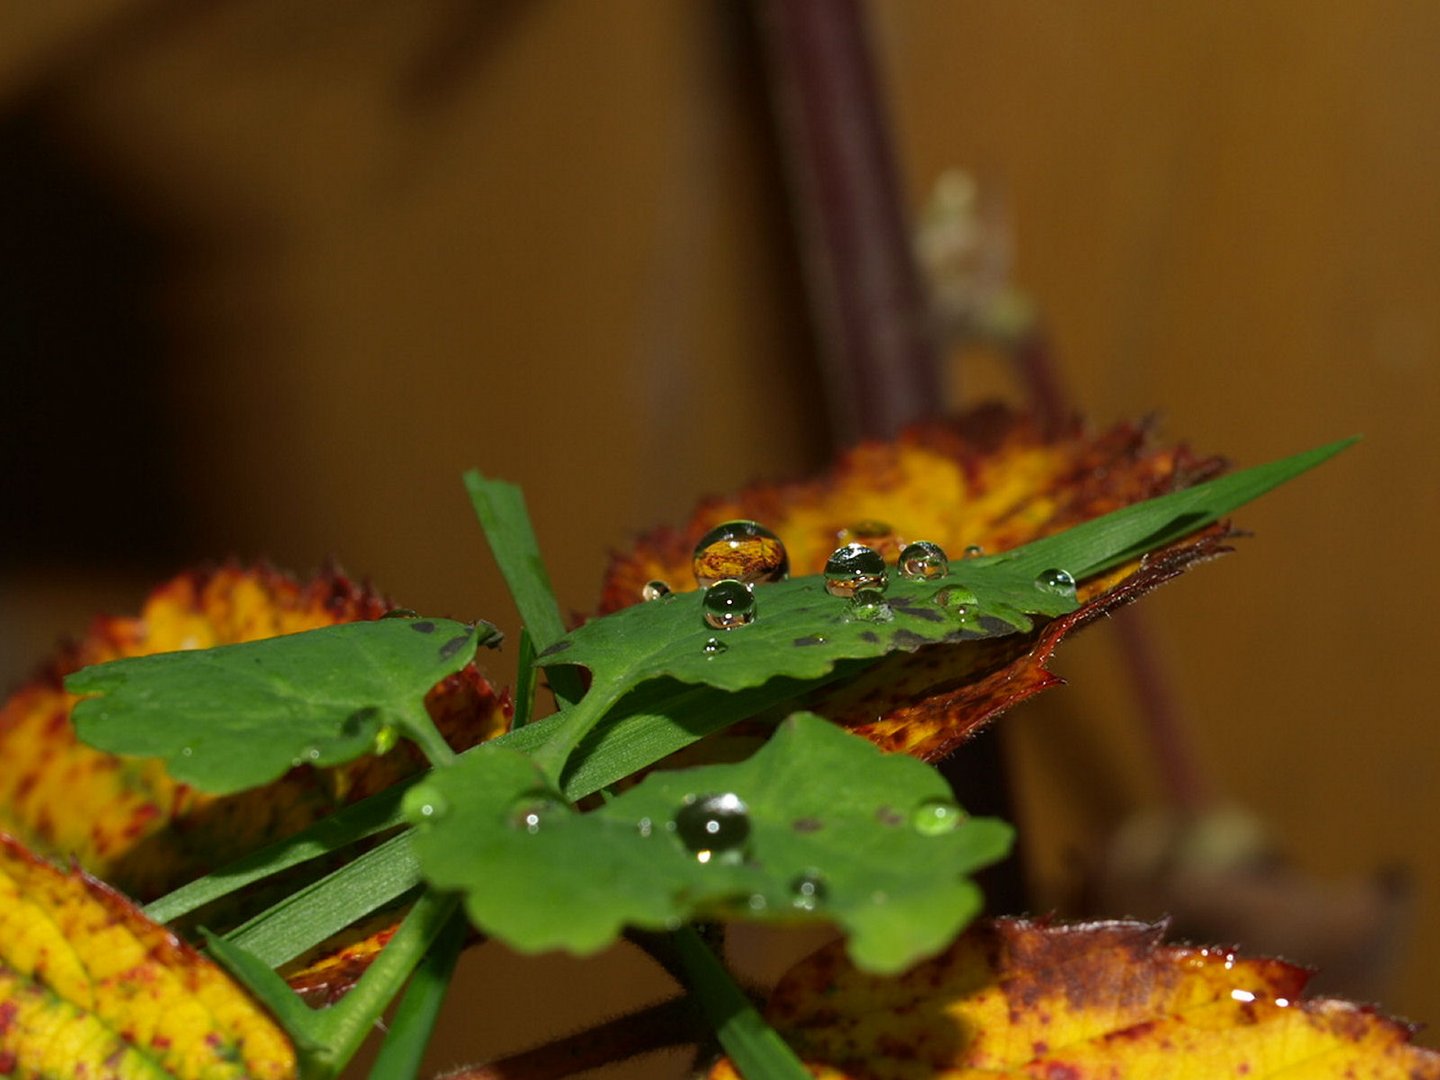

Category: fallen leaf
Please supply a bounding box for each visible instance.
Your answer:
[600,405,1232,758]
[0,831,296,1079]
[709,917,1440,1079]
[0,563,509,901]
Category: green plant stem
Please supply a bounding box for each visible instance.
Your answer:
[366,903,469,1080]
[401,703,457,768]
[671,926,809,1080]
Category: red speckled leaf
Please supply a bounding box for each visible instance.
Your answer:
[0,831,295,1079]
[0,564,510,901]
[601,405,1230,759]
[709,917,1440,1079]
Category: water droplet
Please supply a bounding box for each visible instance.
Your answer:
[702,579,757,630]
[306,747,321,761]
[702,636,728,656]
[641,580,672,602]
[674,793,750,864]
[401,784,450,825]
[691,520,789,588]
[372,725,398,755]
[746,893,768,912]
[847,589,893,622]
[382,607,420,619]
[789,871,829,911]
[932,585,979,618]
[911,797,965,836]
[510,797,564,834]
[636,817,655,838]
[962,544,984,559]
[898,540,950,580]
[824,544,888,597]
[180,746,194,757]
[1034,568,1077,597]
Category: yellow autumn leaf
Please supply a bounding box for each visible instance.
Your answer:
[0,831,295,1079]
[0,563,510,901]
[709,917,1440,1079]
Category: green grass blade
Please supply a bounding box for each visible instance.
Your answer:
[365,905,468,1080]
[673,926,809,1080]
[225,832,420,967]
[1004,436,1358,580]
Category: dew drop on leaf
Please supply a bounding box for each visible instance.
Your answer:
[911,798,965,836]
[381,607,420,619]
[931,584,978,617]
[847,589,893,623]
[702,636,728,657]
[1034,567,1077,597]
[691,520,789,588]
[180,746,194,757]
[636,816,655,837]
[962,544,984,559]
[641,579,672,602]
[898,540,950,580]
[402,783,451,825]
[510,797,565,835]
[824,543,888,597]
[702,579,757,630]
[372,725,398,755]
[674,793,751,864]
[789,870,829,911]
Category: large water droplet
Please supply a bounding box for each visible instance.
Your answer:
[911,797,965,836]
[401,784,450,825]
[702,636,728,656]
[931,584,979,618]
[824,544,888,597]
[847,589,893,623]
[789,870,829,912]
[510,797,565,834]
[898,541,950,580]
[692,520,789,588]
[674,793,750,864]
[702,579,757,630]
[641,579,672,602]
[1035,568,1077,597]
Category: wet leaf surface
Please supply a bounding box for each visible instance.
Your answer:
[0,831,296,1079]
[411,713,1012,972]
[597,408,1288,758]
[0,565,508,901]
[709,917,1440,1079]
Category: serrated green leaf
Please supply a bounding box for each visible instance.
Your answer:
[410,713,1013,974]
[67,619,494,795]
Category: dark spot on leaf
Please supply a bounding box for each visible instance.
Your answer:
[342,706,379,736]
[439,634,472,661]
[793,635,827,647]
[891,629,931,650]
[411,621,437,634]
[539,640,572,656]
[875,805,904,827]
[791,817,823,833]
[892,604,944,622]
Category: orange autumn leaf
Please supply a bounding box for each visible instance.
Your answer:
[0,563,510,901]
[601,405,1231,759]
[0,831,295,1079]
[710,917,1440,1079]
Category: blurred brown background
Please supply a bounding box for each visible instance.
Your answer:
[3,2,1437,1075]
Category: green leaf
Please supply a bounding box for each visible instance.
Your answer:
[410,713,1012,974]
[68,618,494,795]
[530,437,1354,775]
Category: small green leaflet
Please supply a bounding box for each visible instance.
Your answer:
[409,712,1013,974]
[68,618,495,795]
